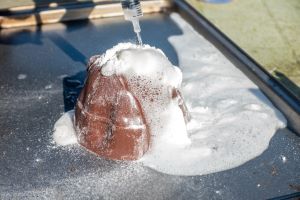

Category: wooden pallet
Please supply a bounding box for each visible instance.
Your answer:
[0,0,101,11]
[0,0,172,28]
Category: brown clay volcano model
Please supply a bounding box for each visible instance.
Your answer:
[75,44,190,161]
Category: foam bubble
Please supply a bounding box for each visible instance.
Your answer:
[17,74,27,80]
[53,110,77,146]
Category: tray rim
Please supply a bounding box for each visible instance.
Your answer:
[173,0,300,135]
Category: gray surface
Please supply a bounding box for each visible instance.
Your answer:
[0,13,299,200]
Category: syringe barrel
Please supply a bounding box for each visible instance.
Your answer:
[121,0,143,20]
[121,0,143,45]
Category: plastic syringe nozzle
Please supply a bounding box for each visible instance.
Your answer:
[132,18,141,33]
[121,0,143,45]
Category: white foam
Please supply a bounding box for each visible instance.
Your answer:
[100,43,191,147]
[139,13,286,175]
[52,14,286,176]
[53,110,77,146]
[17,74,27,80]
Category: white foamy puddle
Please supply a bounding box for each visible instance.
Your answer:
[53,13,286,176]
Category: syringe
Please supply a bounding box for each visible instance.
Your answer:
[121,0,143,46]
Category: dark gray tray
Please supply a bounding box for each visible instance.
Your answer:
[0,13,299,200]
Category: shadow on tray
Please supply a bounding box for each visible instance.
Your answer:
[63,70,86,112]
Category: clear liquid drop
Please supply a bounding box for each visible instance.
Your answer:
[136,32,143,46]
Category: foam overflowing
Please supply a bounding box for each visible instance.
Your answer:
[53,14,286,176]
[139,13,286,175]
[100,43,191,147]
[53,110,77,146]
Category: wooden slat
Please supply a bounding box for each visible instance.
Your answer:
[0,0,172,28]
[0,0,109,11]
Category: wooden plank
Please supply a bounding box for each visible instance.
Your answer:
[0,0,172,28]
[0,0,108,11]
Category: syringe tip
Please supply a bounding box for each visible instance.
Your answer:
[121,0,143,46]
[136,32,143,46]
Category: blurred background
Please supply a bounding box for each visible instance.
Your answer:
[189,0,300,99]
